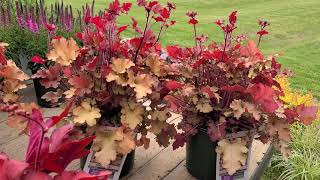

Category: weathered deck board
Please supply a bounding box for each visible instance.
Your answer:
[162,160,195,180]
[123,145,186,180]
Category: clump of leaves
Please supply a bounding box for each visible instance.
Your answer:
[164,12,319,175]
[0,42,110,179]
[31,0,178,167]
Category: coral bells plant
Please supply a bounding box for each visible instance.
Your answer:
[32,0,178,167]
[0,42,28,104]
[164,11,319,175]
[0,42,109,179]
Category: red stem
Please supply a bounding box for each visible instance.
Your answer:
[134,11,150,62]
[193,23,197,47]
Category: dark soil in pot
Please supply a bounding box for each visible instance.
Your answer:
[186,129,218,180]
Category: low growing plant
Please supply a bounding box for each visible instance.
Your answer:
[163,11,319,175]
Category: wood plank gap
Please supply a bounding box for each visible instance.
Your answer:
[160,158,186,180]
[123,147,166,179]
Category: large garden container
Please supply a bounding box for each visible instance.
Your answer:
[186,129,218,180]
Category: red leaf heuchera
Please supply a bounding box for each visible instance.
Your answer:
[0,105,109,179]
[162,11,318,172]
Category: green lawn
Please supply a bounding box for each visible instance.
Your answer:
[48,0,320,98]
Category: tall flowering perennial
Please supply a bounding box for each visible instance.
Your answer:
[164,12,319,175]
[0,43,110,179]
[5,0,76,33]
[32,0,179,167]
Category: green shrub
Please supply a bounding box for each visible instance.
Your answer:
[0,25,78,73]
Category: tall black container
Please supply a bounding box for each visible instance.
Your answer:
[186,129,218,180]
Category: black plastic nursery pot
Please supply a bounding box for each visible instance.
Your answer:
[186,129,218,180]
[32,78,54,108]
[31,68,59,108]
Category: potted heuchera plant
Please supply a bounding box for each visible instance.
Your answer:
[164,11,319,179]
[32,0,178,176]
[0,42,109,180]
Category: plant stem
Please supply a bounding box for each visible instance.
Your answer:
[133,11,150,62]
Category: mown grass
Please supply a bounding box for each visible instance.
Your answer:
[46,0,320,98]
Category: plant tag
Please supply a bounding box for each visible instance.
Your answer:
[83,150,127,180]
[216,130,254,180]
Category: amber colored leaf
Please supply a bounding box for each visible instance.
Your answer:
[64,88,76,99]
[149,120,167,135]
[130,74,156,99]
[146,55,164,76]
[230,100,261,120]
[230,99,246,119]
[195,99,213,113]
[106,70,134,87]
[0,60,28,81]
[150,109,171,122]
[110,58,134,74]
[2,79,27,93]
[216,138,249,175]
[42,90,63,103]
[47,37,79,66]
[68,74,94,96]
[116,127,136,155]
[267,117,291,142]
[73,100,101,126]
[120,100,144,129]
[92,131,122,167]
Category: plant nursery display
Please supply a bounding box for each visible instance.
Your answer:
[0,42,110,179]
[31,0,179,175]
[164,11,319,179]
[0,0,319,179]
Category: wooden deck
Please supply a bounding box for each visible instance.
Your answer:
[0,85,270,180]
